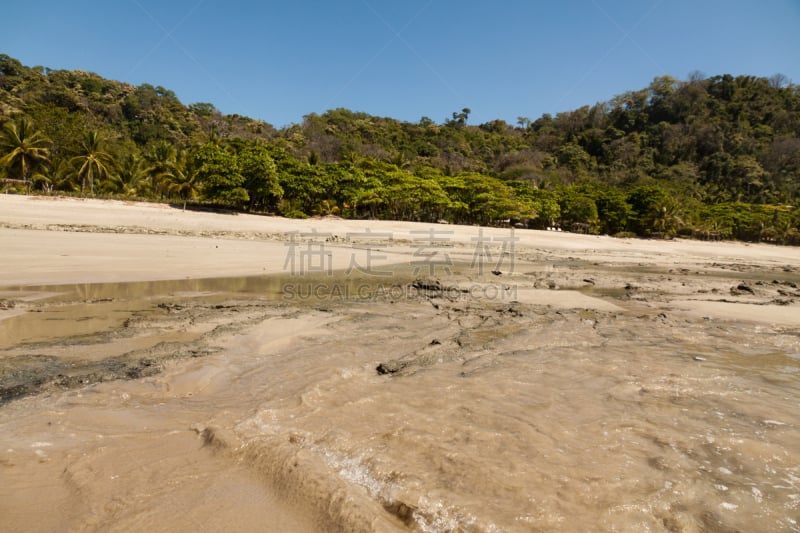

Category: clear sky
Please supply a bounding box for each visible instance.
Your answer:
[3,1,799,128]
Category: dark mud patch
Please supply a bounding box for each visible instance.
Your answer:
[0,297,296,405]
[0,342,220,405]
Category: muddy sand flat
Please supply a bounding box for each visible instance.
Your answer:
[1,195,799,532]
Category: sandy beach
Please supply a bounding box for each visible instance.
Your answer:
[1,195,799,532]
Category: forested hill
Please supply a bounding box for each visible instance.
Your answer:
[1,53,799,243]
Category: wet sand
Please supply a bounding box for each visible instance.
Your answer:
[1,195,799,532]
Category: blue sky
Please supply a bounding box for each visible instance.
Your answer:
[3,1,799,128]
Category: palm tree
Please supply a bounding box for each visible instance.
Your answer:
[166,166,199,210]
[0,117,50,194]
[144,140,177,198]
[107,153,149,197]
[70,130,113,196]
[164,149,200,210]
[37,157,78,194]
[652,199,684,237]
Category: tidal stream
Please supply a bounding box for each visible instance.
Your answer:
[1,264,799,532]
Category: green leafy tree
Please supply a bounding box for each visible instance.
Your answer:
[594,189,631,235]
[446,108,471,129]
[234,141,282,212]
[526,188,561,228]
[190,142,248,205]
[557,142,592,176]
[381,170,450,222]
[626,184,675,236]
[266,146,323,217]
[558,187,599,232]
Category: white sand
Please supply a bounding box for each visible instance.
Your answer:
[2,195,798,287]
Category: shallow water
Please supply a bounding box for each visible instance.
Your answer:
[0,270,420,349]
[225,304,800,532]
[1,266,799,532]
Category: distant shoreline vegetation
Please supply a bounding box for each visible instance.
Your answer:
[1,54,798,244]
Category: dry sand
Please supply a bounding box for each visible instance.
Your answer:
[1,195,799,532]
[3,194,798,286]
[2,194,798,325]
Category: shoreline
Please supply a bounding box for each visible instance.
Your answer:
[2,195,799,288]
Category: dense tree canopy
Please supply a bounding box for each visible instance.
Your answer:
[1,54,798,243]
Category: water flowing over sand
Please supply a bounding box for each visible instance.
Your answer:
[1,196,799,532]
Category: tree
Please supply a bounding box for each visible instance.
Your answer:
[527,188,561,228]
[190,142,248,205]
[594,189,631,234]
[70,130,113,195]
[440,172,532,225]
[107,153,148,197]
[36,157,76,193]
[0,117,50,194]
[3,53,800,244]
[234,141,282,212]
[626,184,675,236]
[557,142,592,176]
[446,108,471,128]
[768,73,789,89]
[382,170,450,222]
[188,102,218,116]
[143,140,178,197]
[166,165,199,210]
[558,187,599,232]
[651,197,684,236]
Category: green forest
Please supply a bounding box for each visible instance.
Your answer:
[1,54,799,243]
